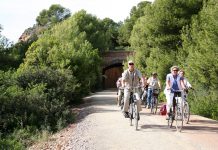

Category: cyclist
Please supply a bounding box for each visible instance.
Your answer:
[179,70,192,100]
[122,60,145,118]
[164,66,186,120]
[116,74,124,106]
[141,75,148,107]
[146,72,161,109]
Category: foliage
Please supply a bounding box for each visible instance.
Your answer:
[20,11,102,93]
[118,1,152,47]
[0,26,18,70]
[0,68,76,148]
[129,0,217,120]
[1,1,218,149]
[36,4,71,26]
[71,10,117,51]
[101,18,120,50]
[181,0,218,119]
[131,0,203,65]
[0,138,24,150]
[130,0,204,85]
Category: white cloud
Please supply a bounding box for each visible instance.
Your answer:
[0,0,154,43]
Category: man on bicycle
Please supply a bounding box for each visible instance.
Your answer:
[164,66,186,120]
[122,60,145,118]
[146,72,161,109]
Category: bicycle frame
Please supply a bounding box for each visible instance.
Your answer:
[128,87,140,130]
[183,89,192,124]
[168,90,184,132]
[119,88,124,110]
[151,89,159,114]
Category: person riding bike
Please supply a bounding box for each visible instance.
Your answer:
[116,74,124,106]
[122,60,145,118]
[141,75,148,106]
[164,66,186,120]
[146,72,161,109]
[179,70,192,100]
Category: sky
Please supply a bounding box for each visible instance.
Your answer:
[0,0,154,43]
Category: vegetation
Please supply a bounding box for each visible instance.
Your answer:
[0,9,102,148]
[36,4,71,26]
[129,0,217,119]
[118,1,152,47]
[181,0,218,120]
[0,0,217,148]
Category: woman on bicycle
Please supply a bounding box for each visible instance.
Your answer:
[164,66,186,120]
[146,72,161,109]
[179,70,192,100]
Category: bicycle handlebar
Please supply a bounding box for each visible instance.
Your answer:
[121,86,140,89]
[170,88,184,92]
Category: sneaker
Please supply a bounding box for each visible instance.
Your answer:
[166,113,170,120]
[147,105,151,109]
[177,115,182,120]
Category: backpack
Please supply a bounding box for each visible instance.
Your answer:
[159,104,167,115]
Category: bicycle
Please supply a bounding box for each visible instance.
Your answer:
[119,87,124,110]
[183,87,194,124]
[150,89,159,114]
[167,89,184,132]
[183,99,190,124]
[128,87,140,130]
[141,87,148,107]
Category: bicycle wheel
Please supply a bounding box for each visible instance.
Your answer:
[183,101,190,124]
[154,96,158,114]
[167,111,174,128]
[150,98,154,114]
[120,97,124,110]
[129,103,133,126]
[175,100,183,132]
[134,103,138,130]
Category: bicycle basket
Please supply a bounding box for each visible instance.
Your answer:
[153,89,159,96]
[160,104,167,115]
[153,89,159,94]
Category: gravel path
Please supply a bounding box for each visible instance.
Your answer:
[29,90,218,150]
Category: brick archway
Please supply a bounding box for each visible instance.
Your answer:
[101,51,134,89]
[102,63,123,89]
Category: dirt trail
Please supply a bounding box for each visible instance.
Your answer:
[29,90,218,150]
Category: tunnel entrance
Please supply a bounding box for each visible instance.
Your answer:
[103,63,123,89]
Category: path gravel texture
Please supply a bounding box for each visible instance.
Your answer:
[29,90,218,150]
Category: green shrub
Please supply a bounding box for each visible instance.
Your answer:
[0,138,24,150]
[189,88,218,120]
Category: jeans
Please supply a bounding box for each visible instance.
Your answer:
[147,88,153,106]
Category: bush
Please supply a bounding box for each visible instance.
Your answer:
[189,88,218,120]
[0,138,24,150]
[0,68,77,148]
